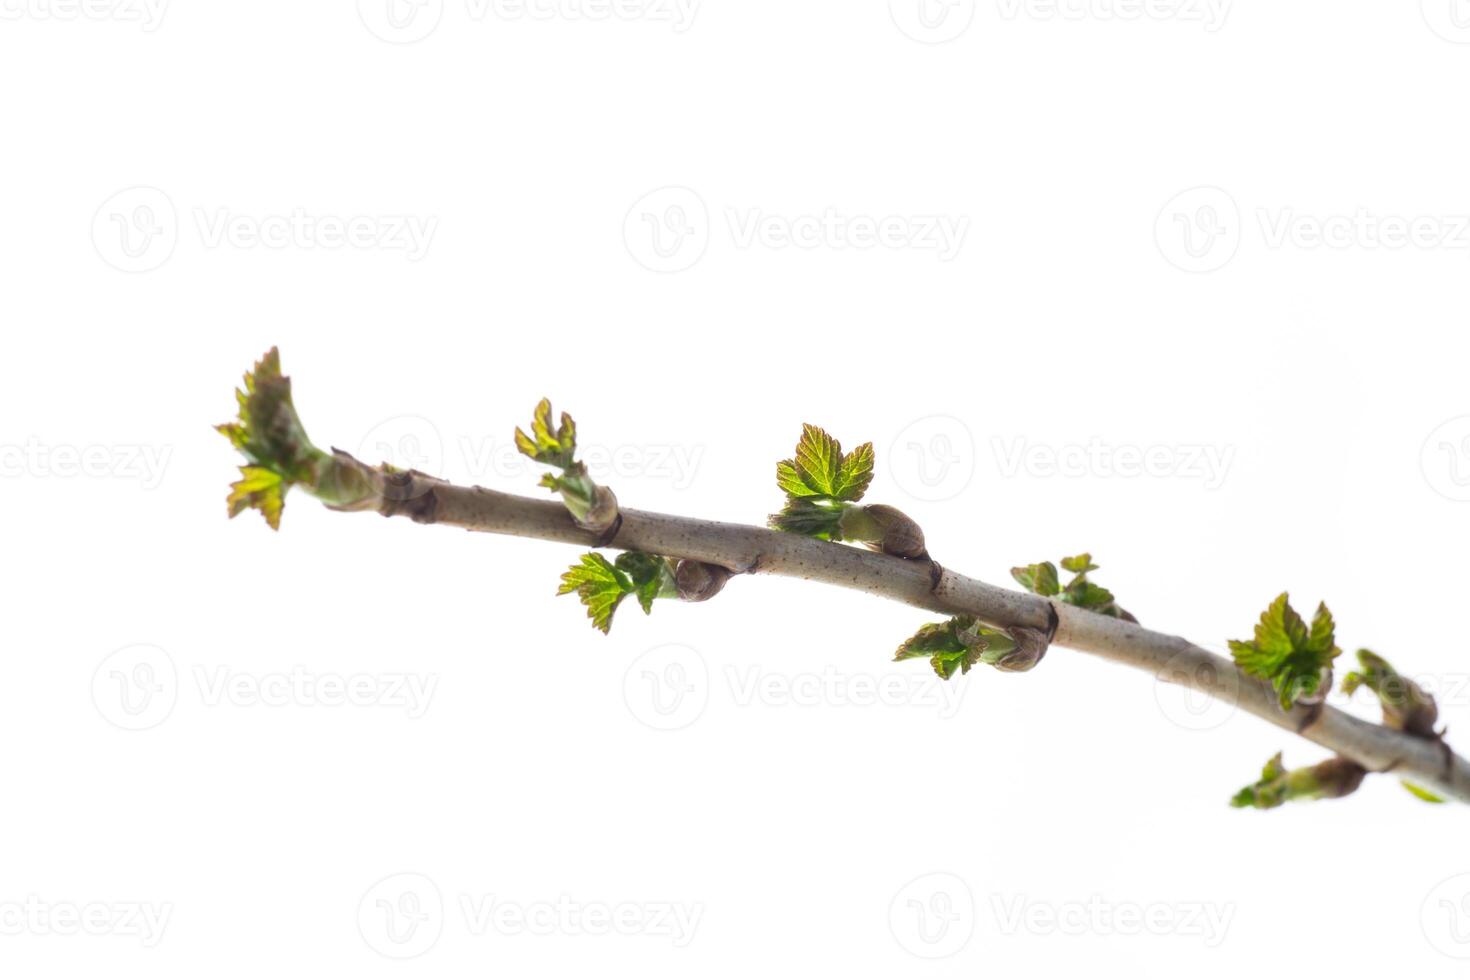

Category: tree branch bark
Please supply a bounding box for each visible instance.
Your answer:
[351,465,1470,805]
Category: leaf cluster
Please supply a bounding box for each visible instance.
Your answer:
[1011,553,1133,620]
[768,425,874,539]
[1228,593,1339,710]
[893,616,1021,680]
[558,551,677,633]
[515,399,604,523]
[216,348,329,529]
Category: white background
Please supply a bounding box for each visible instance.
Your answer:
[4,1,1470,975]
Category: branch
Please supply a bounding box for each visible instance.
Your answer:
[218,349,1470,806]
[339,467,1470,804]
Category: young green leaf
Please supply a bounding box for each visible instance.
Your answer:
[1015,555,1135,620]
[218,348,322,530]
[216,349,316,475]
[226,466,287,531]
[613,551,677,615]
[1231,753,1366,810]
[1063,580,1115,611]
[558,553,628,634]
[1063,554,1134,619]
[1011,562,1060,597]
[217,348,377,528]
[557,551,676,633]
[1060,553,1098,574]
[1231,752,1290,809]
[832,442,875,502]
[775,424,874,503]
[515,399,614,528]
[894,618,979,680]
[1401,781,1447,804]
[768,497,847,540]
[514,398,577,469]
[1342,649,1439,738]
[894,616,1022,680]
[1228,593,1341,710]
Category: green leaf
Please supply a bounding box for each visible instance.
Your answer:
[894,616,1018,680]
[1401,781,1447,804]
[226,466,286,530]
[515,399,607,524]
[894,618,981,680]
[1016,553,1132,620]
[768,497,847,540]
[216,349,319,475]
[832,442,875,502]
[794,424,841,495]
[515,398,577,469]
[1231,753,1367,810]
[1063,580,1115,611]
[1342,649,1390,698]
[1228,593,1341,710]
[218,348,340,528]
[775,460,813,498]
[1305,603,1337,658]
[1060,553,1098,574]
[558,553,630,634]
[775,425,874,503]
[1343,649,1440,737]
[557,552,674,633]
[614,552,676,615]
[1011,562,1060,597]
[1230,752,1290,809]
